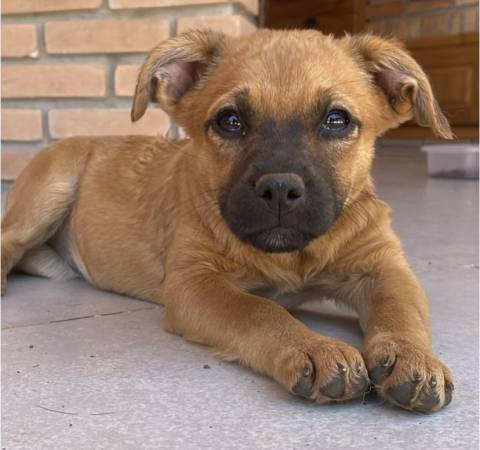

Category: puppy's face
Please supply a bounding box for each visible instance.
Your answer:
[199,35,377,252]
[132,30,451,253]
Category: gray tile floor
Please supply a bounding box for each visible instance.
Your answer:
[2,148,479,450]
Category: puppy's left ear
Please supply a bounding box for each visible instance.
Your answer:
[131,30,228,122]
[343,34,453,139]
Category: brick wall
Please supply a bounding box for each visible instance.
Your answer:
[1,0,257,180]
[366,0,479,39]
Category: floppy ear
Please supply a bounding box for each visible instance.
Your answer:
[344,34,453,139]
[131,30,227,122]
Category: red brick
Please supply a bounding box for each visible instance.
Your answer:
[1,24,38,58]
[2,0,101,15]
[109,0,258,15]
[45,19,170,55]
[1,151,37,181]
[2,65,106,98]
[49,108,169,138]
[177,15,256,36]
[1,109,43,141]
[115,64,141,97]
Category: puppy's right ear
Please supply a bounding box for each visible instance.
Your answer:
[131,30,227,122]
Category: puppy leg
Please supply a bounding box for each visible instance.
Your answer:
[1,142,90,292]
[361,264,453,413]
[164,271,369,404]
[16,245,78,281]
[330,254,454,413]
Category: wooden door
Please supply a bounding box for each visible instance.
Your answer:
[261,0,367,35]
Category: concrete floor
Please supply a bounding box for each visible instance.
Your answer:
[2,148,479,450]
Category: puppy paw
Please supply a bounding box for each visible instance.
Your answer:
[275,337,369,403]
[364,333,454,413]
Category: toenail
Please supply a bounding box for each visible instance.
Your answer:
[381,356,392,367]
[429,376,437,388]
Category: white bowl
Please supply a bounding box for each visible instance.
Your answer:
[421,143,479,179]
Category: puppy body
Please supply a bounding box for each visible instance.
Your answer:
[7,135,380,303]
[2,30,454,413]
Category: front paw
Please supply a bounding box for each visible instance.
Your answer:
[275,336,370,404]
[364,333,454,413]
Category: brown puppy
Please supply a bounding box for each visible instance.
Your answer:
[2,30,454,413]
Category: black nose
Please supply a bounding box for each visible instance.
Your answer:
[255,173,305,213]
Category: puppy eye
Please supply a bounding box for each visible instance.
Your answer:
[321,109,350,133]
[214,109,245,137]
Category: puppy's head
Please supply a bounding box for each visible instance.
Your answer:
[133,30,452,253]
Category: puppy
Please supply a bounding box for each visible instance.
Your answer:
[2,30,454,413]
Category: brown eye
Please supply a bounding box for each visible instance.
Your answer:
[322,110,350,132]
[214,110,245,137]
